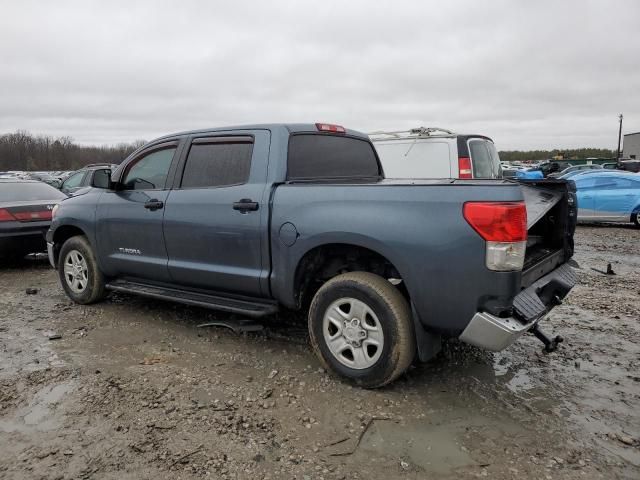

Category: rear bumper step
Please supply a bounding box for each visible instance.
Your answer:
[513,263,576,322]
[105,280,279,317]
[459,263,576,351]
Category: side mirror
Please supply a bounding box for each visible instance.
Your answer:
[91,169,112,189]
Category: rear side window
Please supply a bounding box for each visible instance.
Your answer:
[181,141,253,188]
[593,176,638,189]
[469,140,501,178]
[288,134,381,180]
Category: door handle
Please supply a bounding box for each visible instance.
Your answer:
[144,199,164,211]
[233,198,259,213]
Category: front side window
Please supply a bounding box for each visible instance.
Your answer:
[62,171,85,190]
[181,141,253,188]
[122,147,176,190]
[575,177,598,189]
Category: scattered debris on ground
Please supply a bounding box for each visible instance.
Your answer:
[1,224,638,479]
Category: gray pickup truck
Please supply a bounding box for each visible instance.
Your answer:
[47,123,577,387]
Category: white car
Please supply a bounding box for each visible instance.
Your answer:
[370,127,502,179]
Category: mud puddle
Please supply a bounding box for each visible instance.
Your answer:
[1,226,639,479]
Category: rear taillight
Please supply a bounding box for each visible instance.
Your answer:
[458,156,472,179]
[0,208,16,222]
[463,202,527,271]
[13,210,53,221]
[463,202,527,242]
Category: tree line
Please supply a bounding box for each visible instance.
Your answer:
[498,148,615,162]
[1,130,618,171]
[0,131,145,172]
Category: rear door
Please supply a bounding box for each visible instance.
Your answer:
[96,141,181,281]
[163,130,271,297]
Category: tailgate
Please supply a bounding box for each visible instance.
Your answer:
[518,178,577,288]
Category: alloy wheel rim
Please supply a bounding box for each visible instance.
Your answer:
[63,250,89,293]
[322,297,384,370]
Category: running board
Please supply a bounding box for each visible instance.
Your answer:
[105,279,278,317]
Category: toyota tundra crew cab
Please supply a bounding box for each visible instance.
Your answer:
[47,123,577,388]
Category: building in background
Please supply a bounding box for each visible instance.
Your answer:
[623,132,640,159]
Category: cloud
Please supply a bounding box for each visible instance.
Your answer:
[0,0,638,149]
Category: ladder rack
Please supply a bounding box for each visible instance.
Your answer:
[368,126,455,140]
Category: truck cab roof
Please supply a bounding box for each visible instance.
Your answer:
[151,123,370,143]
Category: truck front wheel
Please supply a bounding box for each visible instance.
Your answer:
[58,235,106,304]
[308,272,416,388]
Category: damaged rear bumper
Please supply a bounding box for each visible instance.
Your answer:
[459,263,577,351]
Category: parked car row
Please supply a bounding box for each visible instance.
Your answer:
[1,165,116,196]
[0,170,75,188]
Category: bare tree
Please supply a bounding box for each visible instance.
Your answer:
[0,131,144,171]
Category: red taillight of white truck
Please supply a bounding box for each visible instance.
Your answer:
[458,156,473,178]
[463,201,527,271]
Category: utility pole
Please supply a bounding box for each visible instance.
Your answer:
[616,113,623,160]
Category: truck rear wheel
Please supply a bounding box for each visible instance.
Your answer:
[58,235,106,304]
[308,272,415,388]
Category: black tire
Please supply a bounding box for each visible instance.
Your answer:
[632,208,640,228]
[308,272,416,388]
[57,235,106,304]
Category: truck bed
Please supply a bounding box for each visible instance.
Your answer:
[270,177,575,337]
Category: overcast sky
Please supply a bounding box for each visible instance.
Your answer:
[1,0,638,150]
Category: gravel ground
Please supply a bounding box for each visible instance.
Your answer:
[0,225,638,479]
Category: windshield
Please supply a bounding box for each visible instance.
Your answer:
[0,182,66,202]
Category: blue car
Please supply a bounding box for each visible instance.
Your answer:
[574,172,640,227]
[559,169,607,180]
[516,168,544,180]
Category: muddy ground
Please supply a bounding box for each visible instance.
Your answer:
[0,225,638,479]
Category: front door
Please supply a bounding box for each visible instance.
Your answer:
[163,131,270,297]
[593,176,638,221]
[574,176,597,220]
[96,142,179,282]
